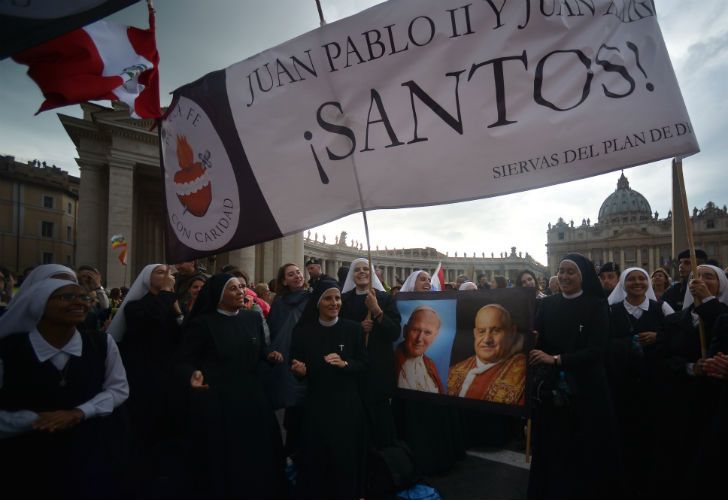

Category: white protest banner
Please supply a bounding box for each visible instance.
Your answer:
[160,0,699,261]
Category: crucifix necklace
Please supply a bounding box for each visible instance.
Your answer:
[58,361,71,387]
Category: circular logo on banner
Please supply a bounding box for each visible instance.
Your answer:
[161,96,240,251]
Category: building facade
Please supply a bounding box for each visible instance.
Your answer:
[546,173,728,274]
[304,230,548,286]
[0,155,79,273]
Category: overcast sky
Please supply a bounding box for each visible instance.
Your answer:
[0,0,725,265]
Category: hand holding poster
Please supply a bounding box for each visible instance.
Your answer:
[161,0,698,261]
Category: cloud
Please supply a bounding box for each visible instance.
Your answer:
[1,0,724,269]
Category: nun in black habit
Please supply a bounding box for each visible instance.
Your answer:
[178,273,287,500]
[340,257,401,449]
[0,279,130,499]
[290,278,368,500]
[527,253,624,500]
[606,267,673,499]
[107,264,183,454]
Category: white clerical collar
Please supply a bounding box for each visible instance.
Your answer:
[319,317,339,327]
[216,308,239,316]
[562,290,584,299]
[624,297,650,317]
[355,288,368,295]
[29,328,82,363]
[458,356,498,397]
[475,356,497,371]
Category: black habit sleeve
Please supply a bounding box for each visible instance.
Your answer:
[342,322,368,374]
[177,317,210,384]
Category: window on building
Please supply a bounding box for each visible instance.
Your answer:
[625,248,636,263]
[42,252,53,264]
[67,202,73,214]
[66,255,72,266]
[707,219,715,229]
[558,232,564,240]
[66,226,72,241]
[41,221,54,238]
[43,195,54,208]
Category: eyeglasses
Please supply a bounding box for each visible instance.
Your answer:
[49,293,93,303]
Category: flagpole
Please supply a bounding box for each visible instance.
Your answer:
[315,0,326,26]
[310,0,372,290]
[525,418,532,463]
[313,0,375,323]
[350,154,375,291]
[673,158,707,357]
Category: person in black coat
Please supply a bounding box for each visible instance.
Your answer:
[606,267,673,499]
[695,313,728,496]
[264,263,310,458]
[528,253,624,500]
[106,264,183,490]
[657,264,728,497]
[305,257,333,289]
[340,257,401,449]
[291,278,368,500]
[178,273,287,500]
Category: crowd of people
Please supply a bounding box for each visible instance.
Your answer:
[0,250,727,499]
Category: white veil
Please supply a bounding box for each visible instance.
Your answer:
[341,258,385,293]
[0,279,77,338]
[106,263,163,342]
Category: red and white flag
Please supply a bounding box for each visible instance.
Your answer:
[431,262,445,292]
[12,4,160,119]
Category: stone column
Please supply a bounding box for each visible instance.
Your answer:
[260,240,279,283]
[649,247,655,272]
[227,246,256,280]
[106,159,134,288]
[619,249,625,270]
[76,157,108,276]
[280,232,304,269]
